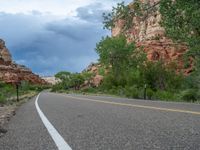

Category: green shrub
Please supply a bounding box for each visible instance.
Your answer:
[98,67,105,76]
[147,88,154,100]
[0,94,6,104]
[0,82,15,104]
[124,86,139,99]
[154,90,176,101]
[81,87,97,93]
[181,89,199,102]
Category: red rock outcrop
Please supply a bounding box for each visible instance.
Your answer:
[112,0,193,75]
[0,39,46,84]
[83,63,104,87]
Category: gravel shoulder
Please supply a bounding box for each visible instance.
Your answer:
[0,92,38,137]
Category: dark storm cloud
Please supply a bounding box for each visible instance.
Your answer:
[0,11,109,75]
[46,20,98,41]
[0,0,134,75]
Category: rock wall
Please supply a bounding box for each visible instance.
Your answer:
[112,0,193,75]
[0,39,46,84]
[42,76,61,85]
[82,63,104,87]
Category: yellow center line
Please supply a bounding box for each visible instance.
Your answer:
[61,94,200,116]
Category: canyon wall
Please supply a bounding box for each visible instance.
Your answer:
[112,0,193,75]
[0,39,46,84]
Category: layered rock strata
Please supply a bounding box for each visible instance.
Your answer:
[0,39,46,84]
[112,0,193,75]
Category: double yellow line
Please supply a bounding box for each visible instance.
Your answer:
[61,94,200,116]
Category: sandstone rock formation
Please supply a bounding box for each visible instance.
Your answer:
[83,63,104,87]
[0,40,12,65]
[42,76,61,85]
[112,0,193,75]
[0,39,46,84]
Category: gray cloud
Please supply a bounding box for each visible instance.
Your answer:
[76,3,106,23]
[0,0,134,76]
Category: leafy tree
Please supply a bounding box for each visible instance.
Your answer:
[69,73,84,90]
[141,61,183,91]
[55,71,72,90]
[53,72,85,91]
[55,71,71,81]
[160,0,200,82]
[102,0,159,31]
[103,2,132,30]
[96,35,135,79]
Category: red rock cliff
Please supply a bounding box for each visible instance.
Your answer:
[112,0,193,75]
[0,39,46,84]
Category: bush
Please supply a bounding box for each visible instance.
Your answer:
[181,89,199,102]
[0,82,15,104]
[124,86,139,99]
[81,87,97,93]
[154,90,177,101]
[0,94,6,104]
[147,88,154,100]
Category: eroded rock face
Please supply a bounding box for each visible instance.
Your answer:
[0,39,46,84]
[0,39,12,64]
[42,76,61,85]
[112,0,192,75]
[83,63,104,87]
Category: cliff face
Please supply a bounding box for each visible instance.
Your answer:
[0,39,46,84]
[42,76,61,85]
[83,63,104,87]
[112,0,193,75]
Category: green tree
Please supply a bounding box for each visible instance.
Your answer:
[55,71,71,81]
[55,71,72,90]
[103,2,131,30]
[160,0,200,90]
[141,61,183,91]
[69,73,85,90]
[160,0,200,75]
[96,35,136,86]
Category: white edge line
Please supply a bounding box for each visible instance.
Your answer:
[35,93,72,150]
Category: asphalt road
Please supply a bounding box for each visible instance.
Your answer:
[0,92,200,150]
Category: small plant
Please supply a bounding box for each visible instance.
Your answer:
[181,89,198,102]
[0,94,6,105]
[124,86,139,98]
[154,90,176,101]
[147,88,154,100]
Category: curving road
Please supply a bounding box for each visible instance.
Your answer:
[0,92,200,150]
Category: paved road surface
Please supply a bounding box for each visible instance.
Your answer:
[0,92,200,150]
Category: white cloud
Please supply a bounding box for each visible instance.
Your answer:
[0,0,98,16]
[0,0,132,16]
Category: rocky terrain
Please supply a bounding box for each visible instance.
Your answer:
[0,39,46,84]
[83,0,193,88]
[42,76,61,85]
[112,0,193,75]
[83,63,104,87]
[0,106,15,136]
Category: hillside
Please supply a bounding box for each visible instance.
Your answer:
[112,0,193,75]
[0,39,46,84]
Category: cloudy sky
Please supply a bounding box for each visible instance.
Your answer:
[0,0,132,76]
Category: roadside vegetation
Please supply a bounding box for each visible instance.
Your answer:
[52,0,200,103]
[0,81,49,105]
[51,71,93,92]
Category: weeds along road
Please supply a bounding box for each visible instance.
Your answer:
[0,92,200,150]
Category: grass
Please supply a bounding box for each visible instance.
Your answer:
[52,87,200,104]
